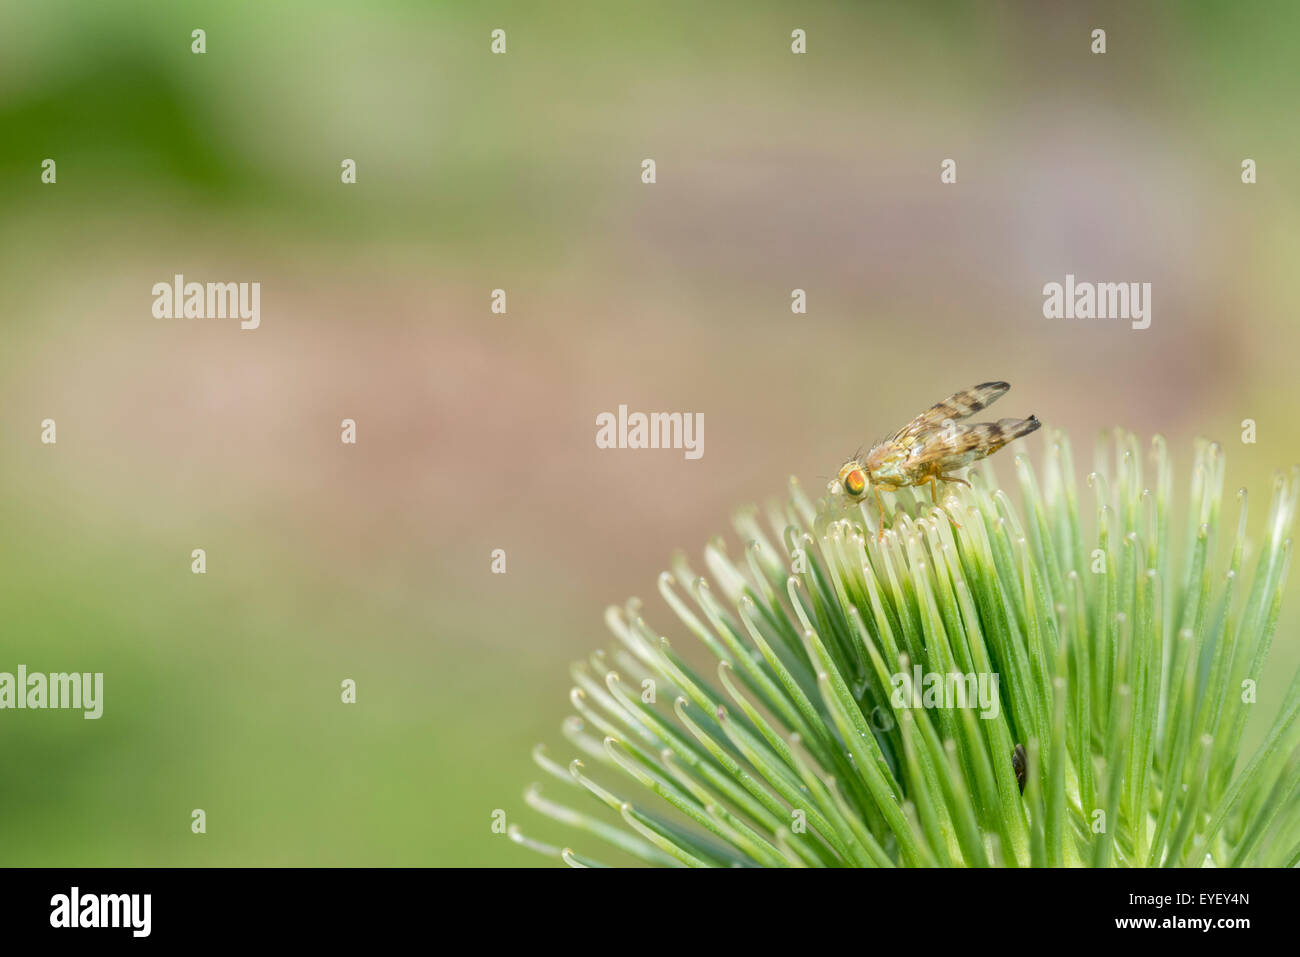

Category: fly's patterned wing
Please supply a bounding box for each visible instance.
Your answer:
[888,381,1011,448]
[906,416,1042,473]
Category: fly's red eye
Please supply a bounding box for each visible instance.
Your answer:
[845,469,867,496]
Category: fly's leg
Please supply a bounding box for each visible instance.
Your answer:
[873,485,889,542]
[934,472,964,529]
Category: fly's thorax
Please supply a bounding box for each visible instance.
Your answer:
[865,444,910,485]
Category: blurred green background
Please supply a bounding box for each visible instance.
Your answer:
[2,1,1299,865]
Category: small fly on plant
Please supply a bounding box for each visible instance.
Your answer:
[829,381,1040,534]
[1012,743,1028,794]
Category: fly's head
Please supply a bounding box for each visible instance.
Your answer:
[829,459,870,502]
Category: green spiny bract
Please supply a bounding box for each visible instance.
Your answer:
[515,430,1300,867]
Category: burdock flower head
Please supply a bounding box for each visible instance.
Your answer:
[514,430,1300,867]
